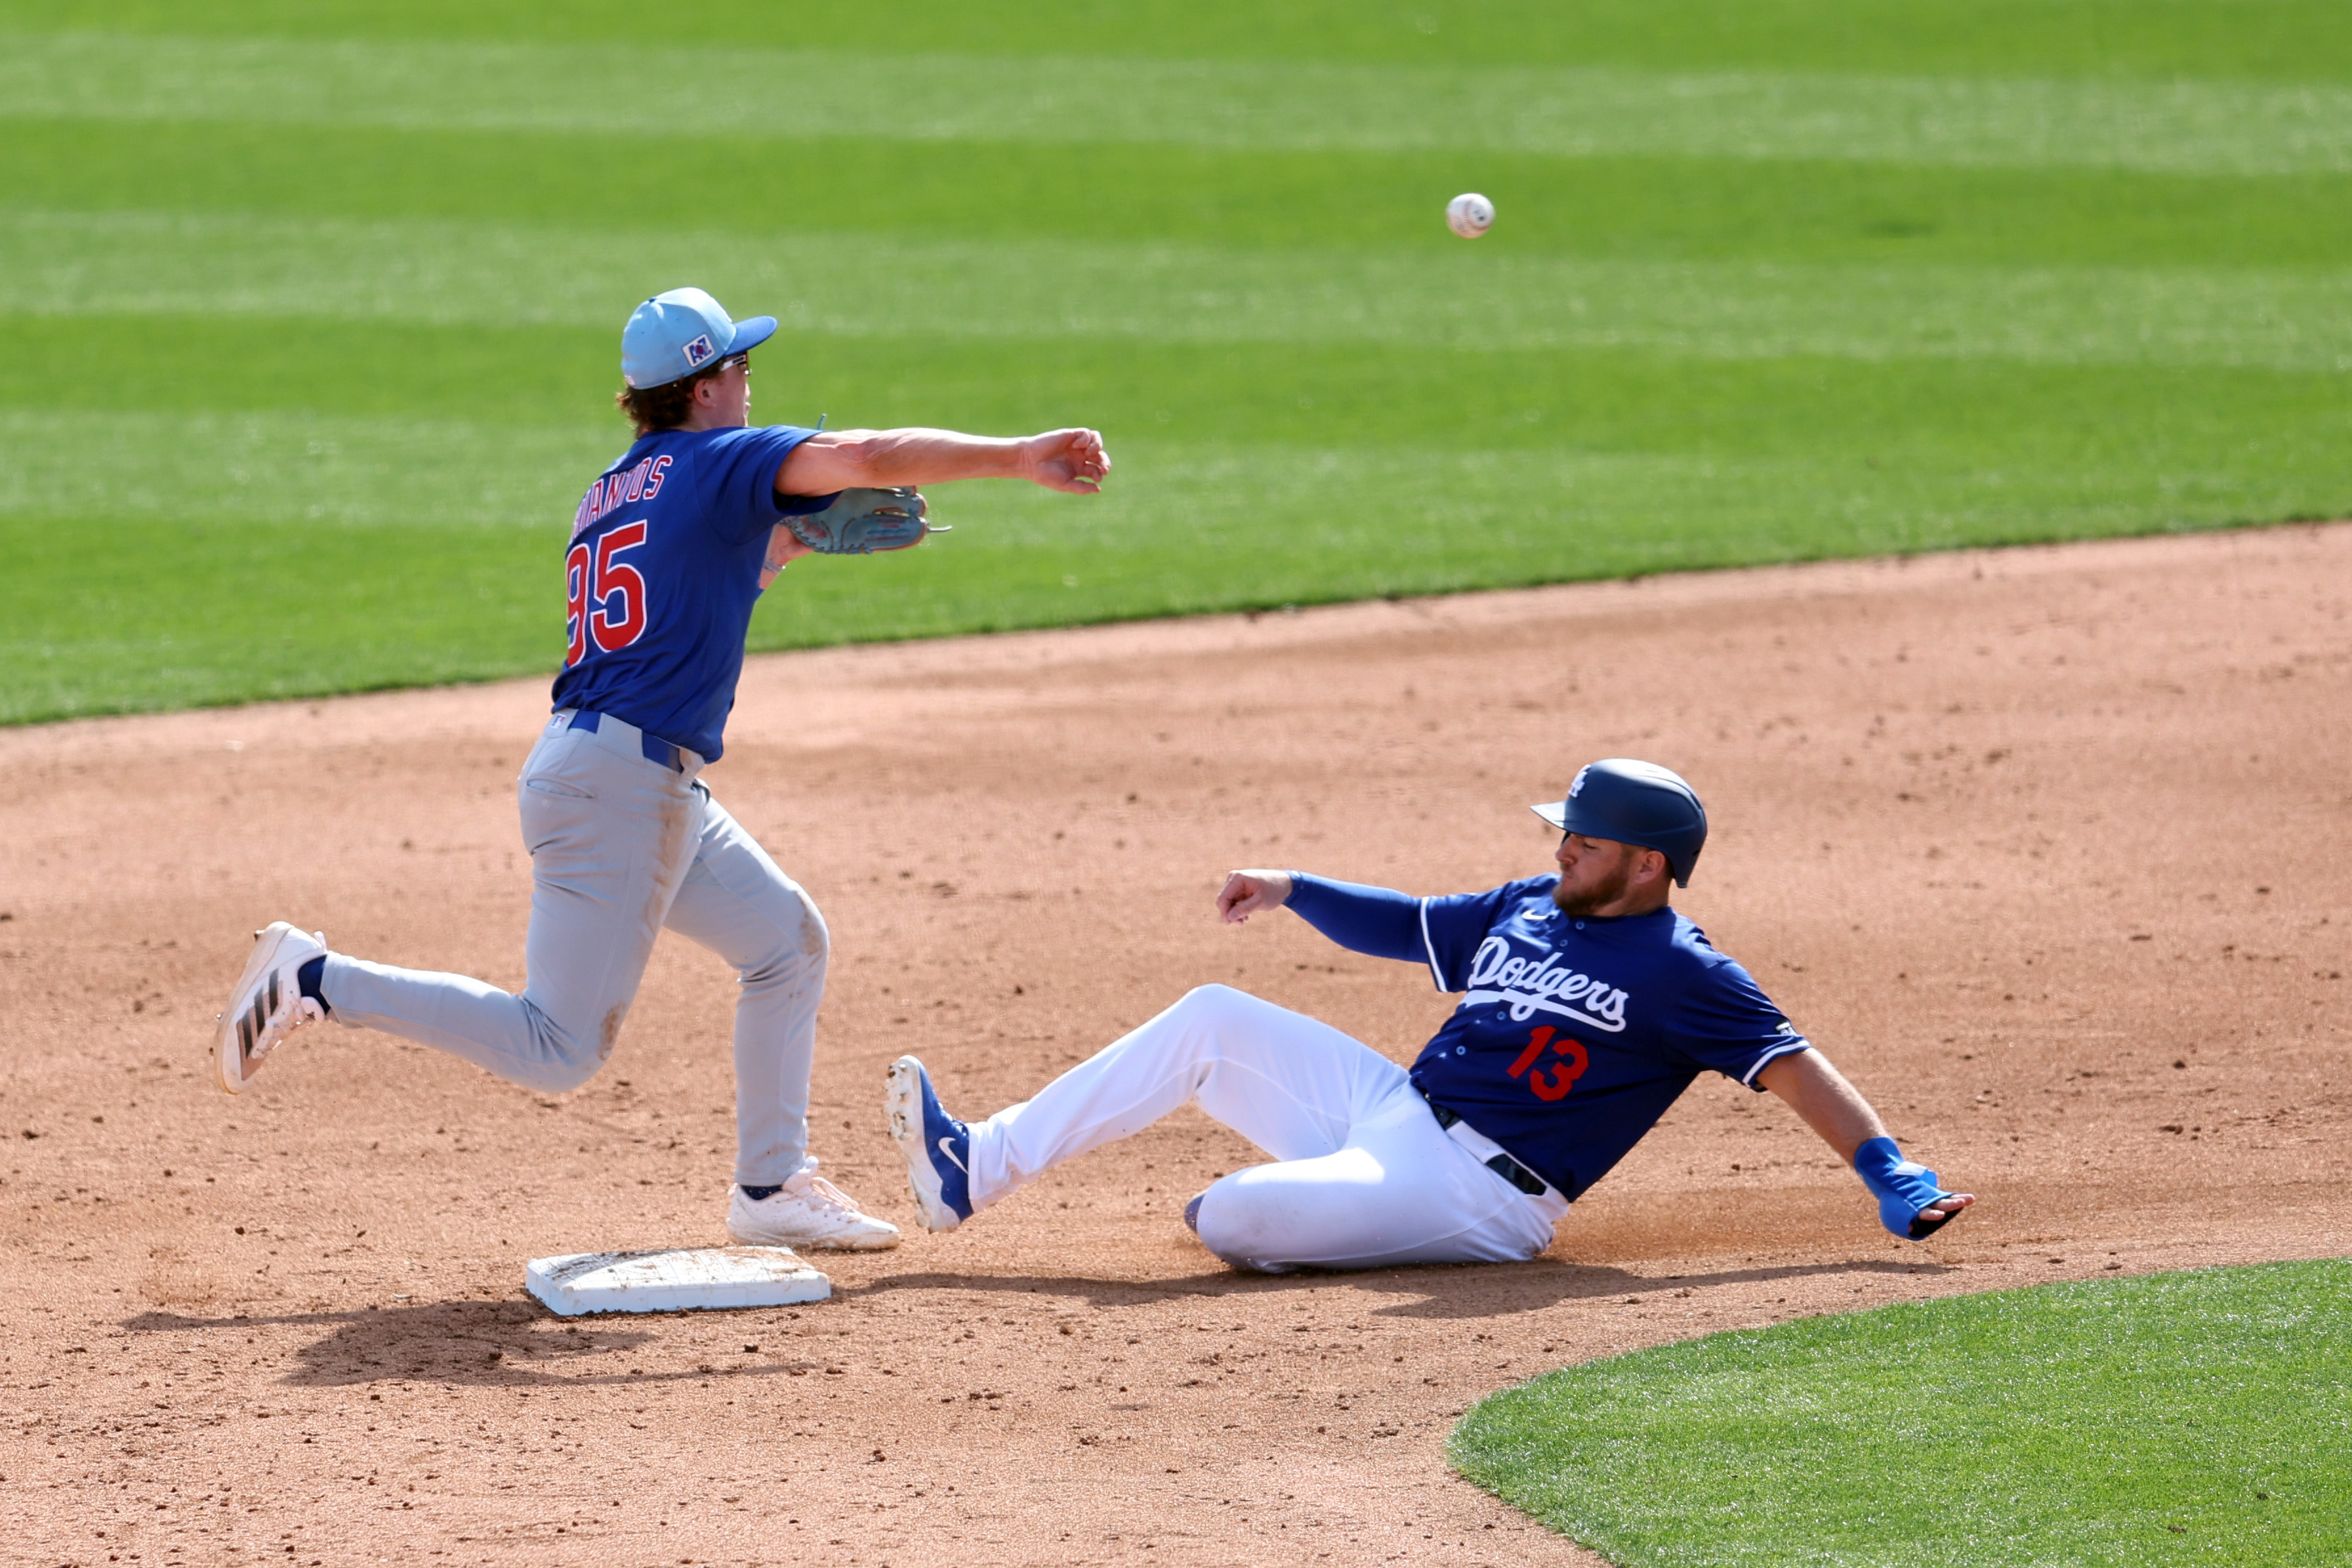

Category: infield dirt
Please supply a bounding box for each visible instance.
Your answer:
[3,526,2347,1566]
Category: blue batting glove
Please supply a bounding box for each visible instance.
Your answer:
[1852,1136,1957,1240]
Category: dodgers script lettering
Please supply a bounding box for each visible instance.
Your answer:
[1461,936,1631,1032]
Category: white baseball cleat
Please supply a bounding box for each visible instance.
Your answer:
[726,1168,901,1251]
[213,922,328,1095]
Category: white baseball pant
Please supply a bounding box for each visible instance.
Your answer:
[318,709,827,1187]
[966,984,1567,1271]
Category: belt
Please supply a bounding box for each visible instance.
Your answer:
[563,708,688,772]
[1422,1094,1551,1198]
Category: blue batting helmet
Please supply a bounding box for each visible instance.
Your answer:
[1531,758,1708,888]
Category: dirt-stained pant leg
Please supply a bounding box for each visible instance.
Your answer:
[964,983,1559,1271]
[316,714,702,1094]
[659,790,828,1189]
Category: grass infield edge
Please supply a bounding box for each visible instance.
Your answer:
[1445,1256,2352,1568]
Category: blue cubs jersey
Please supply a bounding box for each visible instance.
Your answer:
[548,423,829,762]
[1405,876,1809,1200]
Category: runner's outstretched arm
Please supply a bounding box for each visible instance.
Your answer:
[1757,1050,1974,1233]
[1216,870,1427,963]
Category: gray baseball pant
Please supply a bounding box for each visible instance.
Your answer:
[319,709,827,1187]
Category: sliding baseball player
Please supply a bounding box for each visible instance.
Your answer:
[887,759,1971,1271]
[212,286,1109,1253]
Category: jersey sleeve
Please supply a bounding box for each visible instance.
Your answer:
[1417,877,1556,993]
[697,424,823,546]
[1283,874,1425,963]
[1661,953,1813,1090]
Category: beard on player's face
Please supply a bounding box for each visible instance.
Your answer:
[1551,835,1651,917]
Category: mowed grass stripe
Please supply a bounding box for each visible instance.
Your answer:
[11,411,2313,539]
[11,209,2352,372]
[16,119,2352,272]
[3,426,2309,724]
[15,316,2344,476]
[0,411,613,526]
[24,0,2352,83]
[7,31,2352,176]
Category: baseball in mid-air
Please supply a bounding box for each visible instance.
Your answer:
[1446,192,1495,239]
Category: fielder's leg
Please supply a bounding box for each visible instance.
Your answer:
[314,714,701,1092]
[660,790,897,1249]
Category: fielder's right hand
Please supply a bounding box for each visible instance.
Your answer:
[1021,428,1111,493]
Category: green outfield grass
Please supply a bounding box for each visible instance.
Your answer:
[3,1,2348,722]
[1452,1259,2352,1568]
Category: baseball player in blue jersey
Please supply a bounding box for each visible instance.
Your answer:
[212,286,1110,1252]
[886,759,1972,1271]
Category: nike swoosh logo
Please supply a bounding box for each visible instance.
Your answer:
[936,1136,968,1174]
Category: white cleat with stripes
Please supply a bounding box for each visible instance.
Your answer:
[213,922,328,1094]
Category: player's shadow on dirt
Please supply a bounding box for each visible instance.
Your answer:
[1342,1256,1949,1320]
[116,1256,1945,1388]
[121,1303,823,1391]
[850,1255,1943,1320]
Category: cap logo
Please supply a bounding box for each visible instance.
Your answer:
[1567,766,1589,798]
[683,333,716,367]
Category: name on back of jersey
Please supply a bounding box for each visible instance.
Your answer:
[573,454,672,540]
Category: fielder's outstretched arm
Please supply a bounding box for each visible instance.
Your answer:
[1757,1049,1974,1238]
[778,427,1109,497]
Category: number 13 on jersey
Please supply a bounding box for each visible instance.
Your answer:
[1508,1025,1590,1102]
[566,522,651,667]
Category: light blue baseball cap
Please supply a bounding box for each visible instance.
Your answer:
[620,287,779,389]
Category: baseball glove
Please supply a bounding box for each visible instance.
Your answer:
[783,487,944,555]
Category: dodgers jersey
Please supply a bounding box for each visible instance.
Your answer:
[549,423,831,762]
[1287,873,1809,1201]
